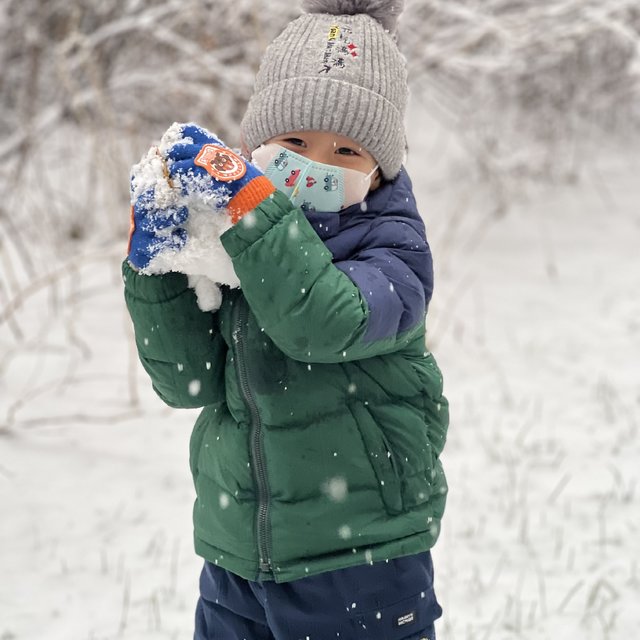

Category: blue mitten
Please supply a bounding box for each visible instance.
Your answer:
[167,124,275,224]
[127,189,188,272]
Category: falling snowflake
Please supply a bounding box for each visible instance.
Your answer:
[338,525,352,540]
[288,221,300,239]
[322,476,348,502]
[241,212,257,228]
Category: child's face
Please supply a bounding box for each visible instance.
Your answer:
[264,130,382,191]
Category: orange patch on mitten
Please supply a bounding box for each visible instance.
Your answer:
[195,145,247,182]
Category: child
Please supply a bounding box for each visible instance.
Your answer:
[124,1,449,638]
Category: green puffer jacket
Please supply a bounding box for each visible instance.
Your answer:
[123,182,448,583]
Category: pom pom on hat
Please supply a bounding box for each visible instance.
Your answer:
[302,0,404,35]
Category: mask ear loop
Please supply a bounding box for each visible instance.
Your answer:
[365,164,379,180]
[363,164,379,186]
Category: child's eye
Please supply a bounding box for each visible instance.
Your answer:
[283,137,306,147]
[336,147,359,156]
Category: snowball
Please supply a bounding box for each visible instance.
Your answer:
[131,122,242,296]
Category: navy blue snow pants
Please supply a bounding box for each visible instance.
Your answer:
[194,551,442,640]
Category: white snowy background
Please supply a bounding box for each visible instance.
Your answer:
[1,1,639,639]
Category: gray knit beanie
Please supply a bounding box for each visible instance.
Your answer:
[241,0,408,181]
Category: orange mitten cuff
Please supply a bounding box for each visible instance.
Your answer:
[227,176,276,224]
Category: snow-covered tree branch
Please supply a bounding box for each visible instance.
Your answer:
[401,0,640,177]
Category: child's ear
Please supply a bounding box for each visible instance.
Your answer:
[370,168,383,192]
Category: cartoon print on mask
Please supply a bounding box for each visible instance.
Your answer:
[285,169,301,188]
[274,150,289,171]
[300,201,317,214]
[251,143,376,214]
[324,174,338,191]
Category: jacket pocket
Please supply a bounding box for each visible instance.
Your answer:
[359,400,438,513]
[349,402,403,515]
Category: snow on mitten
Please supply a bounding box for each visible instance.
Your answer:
[127,189,188,273]
[126,130,219,310]
[166,123,275,224]
[187,275,223,313]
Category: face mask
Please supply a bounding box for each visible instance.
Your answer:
[251,144,377,214]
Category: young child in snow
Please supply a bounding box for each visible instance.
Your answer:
[124,1,449,638]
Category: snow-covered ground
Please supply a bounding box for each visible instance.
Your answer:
[1,108,638,639]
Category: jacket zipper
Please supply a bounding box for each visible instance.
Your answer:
[233,297,273,576]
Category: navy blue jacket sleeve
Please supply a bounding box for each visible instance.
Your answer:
[335,217,433,343]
